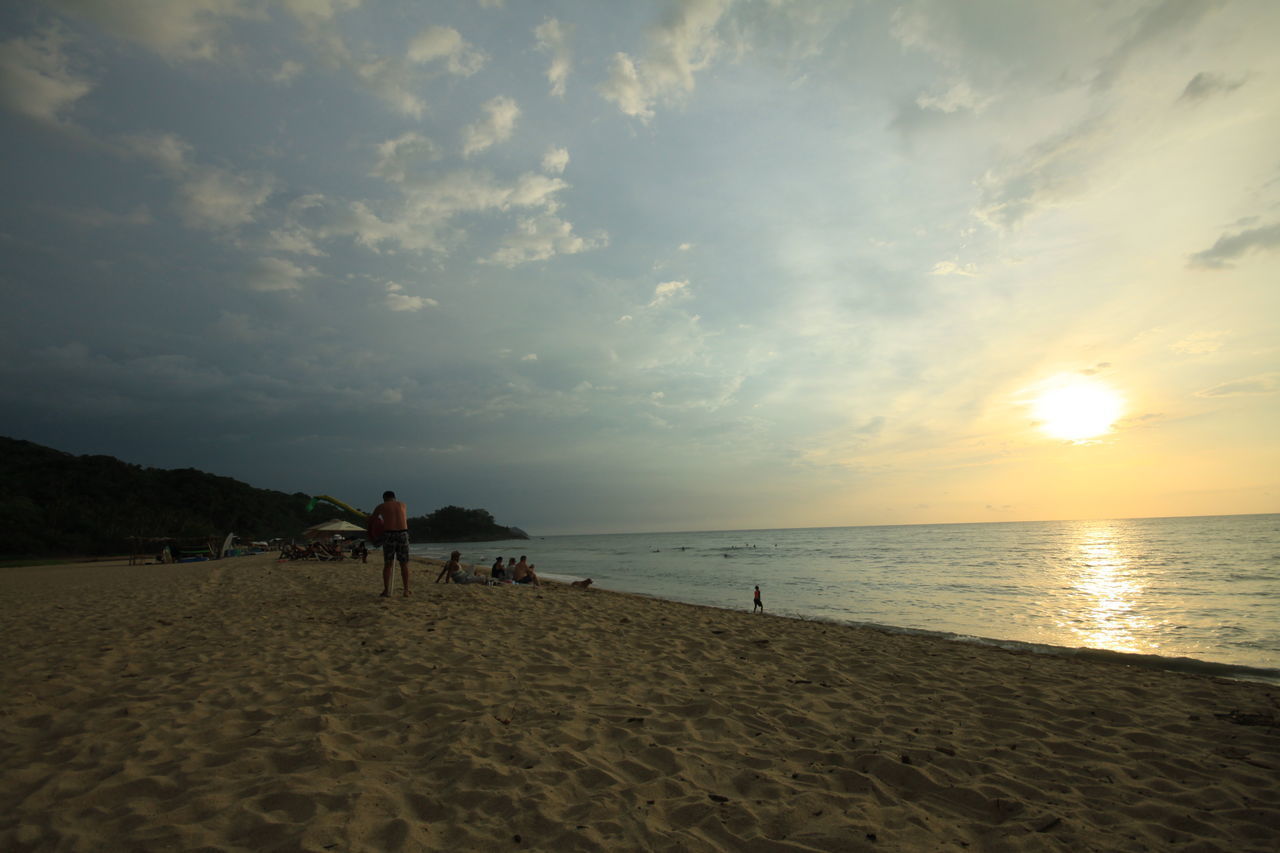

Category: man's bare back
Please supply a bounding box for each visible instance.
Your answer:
[374,491,410,597]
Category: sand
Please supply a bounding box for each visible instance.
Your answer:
[1,553,1277,852]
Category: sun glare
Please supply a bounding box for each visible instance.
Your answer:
[1030,377,1125,442]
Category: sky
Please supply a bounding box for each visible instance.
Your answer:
[1,0,1277,535]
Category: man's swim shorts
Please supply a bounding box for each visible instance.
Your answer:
[382,530,409,562]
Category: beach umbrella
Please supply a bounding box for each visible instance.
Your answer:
[303,519,365,539]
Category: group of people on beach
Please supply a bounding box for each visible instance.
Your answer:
[370,490,542,597]
[435,552,540,587]
[369,490,761,609]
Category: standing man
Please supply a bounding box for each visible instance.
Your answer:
[373,490,410,597]
[753,585,763,613]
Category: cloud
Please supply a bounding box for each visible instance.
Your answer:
[975,120,1103,231]
[372,132,440,183]
[277,0,364,20]
[407,25,486,75]
[541,146,570,175]
[126,131,191,171]
[649,279,690,307]
[929,261,977,277]
[0,30,93,123]
[355,57,428,117]
[258,226,325,256]
[332,166,572,255]
[1195,372,1280,398]
[1171,331,1225,355]
[273,60,305,84]
[1179,71,1244,102]
[915,78,991,115]
[485,213,606,267]
[126,132,274,231]
[1188,223,1280,269]
[178,166,275,230]
[461,96,520,158]
[599,0,730,120]
[247,256,316,292]
[535,17,571,97]
[1092,0,1218,91]
[50,0,261,61]
[384,282,436,312]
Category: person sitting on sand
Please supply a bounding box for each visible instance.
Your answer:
[491,556,506,580]
[437,551,486,585]
[512,556,540,586]
[436,551,460,583]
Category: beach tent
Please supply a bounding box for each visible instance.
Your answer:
[303,519,365,539]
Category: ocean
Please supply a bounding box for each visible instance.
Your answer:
[413,514,1280,682]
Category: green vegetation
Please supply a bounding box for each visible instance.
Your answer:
[0,437,527,559]
[408,506,526,542]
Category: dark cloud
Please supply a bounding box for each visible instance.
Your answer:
[1178,71,1244,102]
[1188,222,1280,269]
[1092,0,1220,91]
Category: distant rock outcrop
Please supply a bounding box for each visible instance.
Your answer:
[408,506,530,542]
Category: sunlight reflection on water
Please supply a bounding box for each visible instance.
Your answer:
[1059,522,1152,655]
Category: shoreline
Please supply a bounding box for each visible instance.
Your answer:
[8,552,1279,684]
[528,573,1280,687]
[3,553,1278,850]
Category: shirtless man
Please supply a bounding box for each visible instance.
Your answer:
[512,555,540,587]
[372,490,410,597]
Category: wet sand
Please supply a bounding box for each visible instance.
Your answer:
[2,553,1277,851]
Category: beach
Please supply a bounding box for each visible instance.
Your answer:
[2,554,1277,852]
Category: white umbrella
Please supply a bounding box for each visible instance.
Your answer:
[303,519,365,539]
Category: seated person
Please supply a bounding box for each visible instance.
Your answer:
[512,556,540,586]
[491,556,506,580]
[437,550,486,584]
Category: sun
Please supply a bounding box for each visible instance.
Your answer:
[1030,377,1125,442]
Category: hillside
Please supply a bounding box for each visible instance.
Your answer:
[0,437,527,558]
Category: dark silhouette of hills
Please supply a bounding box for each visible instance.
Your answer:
[0,436,527,558]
